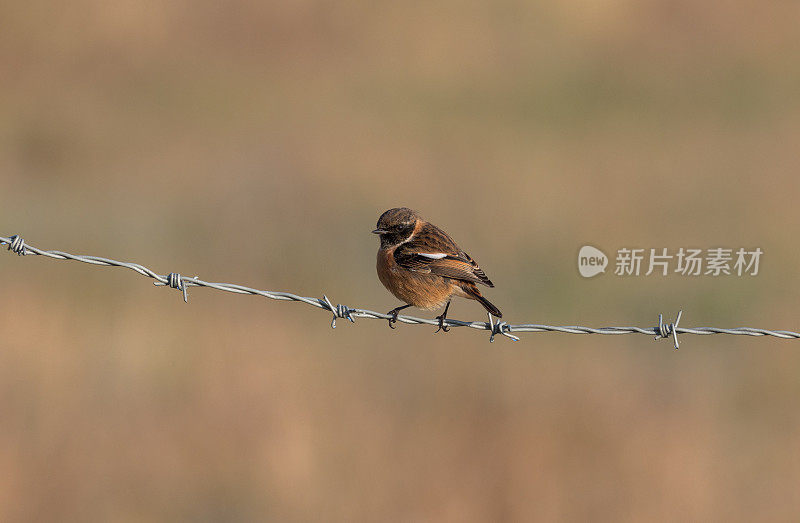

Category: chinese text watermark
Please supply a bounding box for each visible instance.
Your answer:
[578,247,762,278]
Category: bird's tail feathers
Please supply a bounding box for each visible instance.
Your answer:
[476,295,502,318]
[462,283,502,318]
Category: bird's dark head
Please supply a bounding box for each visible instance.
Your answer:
[373,207,420,248]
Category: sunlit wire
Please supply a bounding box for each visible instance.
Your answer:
[4,234,798,346]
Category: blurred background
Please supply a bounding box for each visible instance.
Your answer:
[2,0,800,520]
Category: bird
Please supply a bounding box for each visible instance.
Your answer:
[373,207,502,332]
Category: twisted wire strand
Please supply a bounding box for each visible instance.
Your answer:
[3,234,798,346]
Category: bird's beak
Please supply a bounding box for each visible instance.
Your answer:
[372,228,387,234]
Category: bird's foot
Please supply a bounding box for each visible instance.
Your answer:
[387,309,401,329]
[385,305,412,329]
[435,314,450,333]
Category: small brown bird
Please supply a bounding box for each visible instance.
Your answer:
[373,207,502,332]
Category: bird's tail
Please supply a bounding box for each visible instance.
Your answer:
[462,283,502,318]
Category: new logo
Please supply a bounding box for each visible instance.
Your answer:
[578,245,608,278]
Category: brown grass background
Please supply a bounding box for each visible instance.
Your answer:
[2,0,800,520]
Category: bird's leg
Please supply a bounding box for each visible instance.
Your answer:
[435,300,451,333]
[386,304,412,329]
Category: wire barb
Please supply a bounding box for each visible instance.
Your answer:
[6,235,27,256]
[321,295,355,328]
[488,313,520,342]
[655,310,682,349]
[3,234,799,346]
[153,272,190,303]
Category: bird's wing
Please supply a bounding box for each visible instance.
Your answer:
[393,223,494,287]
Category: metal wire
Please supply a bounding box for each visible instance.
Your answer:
[3,234,798,346]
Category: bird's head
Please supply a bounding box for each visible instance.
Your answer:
[373,207,420,247]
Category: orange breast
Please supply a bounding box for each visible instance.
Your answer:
[376,247,455,310]
[376,248,397,293]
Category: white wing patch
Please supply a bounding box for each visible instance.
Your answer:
[416,252,448,259]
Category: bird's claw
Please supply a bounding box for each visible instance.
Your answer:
[435,315,450,333]
[388,310,399,329]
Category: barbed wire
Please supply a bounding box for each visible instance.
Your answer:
[3,234,799,346]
